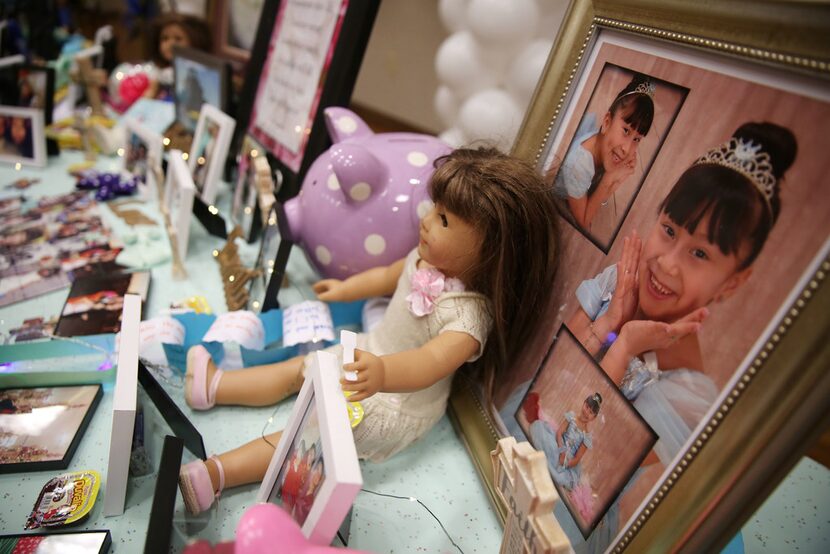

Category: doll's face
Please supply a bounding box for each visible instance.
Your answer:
[160,23,190,63]
[418,203,482,281]
[637,211,752,322]
[597,110,643,172]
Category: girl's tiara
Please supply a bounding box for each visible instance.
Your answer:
[694,137,776,214]
[619,80,656,101]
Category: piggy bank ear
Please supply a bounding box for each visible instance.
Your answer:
[329,143,387,204]
[324,107,373,143]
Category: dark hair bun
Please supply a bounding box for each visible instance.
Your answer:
[733,122,797,179]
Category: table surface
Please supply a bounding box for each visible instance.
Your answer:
[1,149,827,554]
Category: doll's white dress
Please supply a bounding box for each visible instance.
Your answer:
[307,248,493,462]
[554,113,599,200]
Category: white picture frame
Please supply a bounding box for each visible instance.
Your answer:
[187,103,235,205]
[103,293,141,517]
[257,350,362,545]
[122,117,164,198]
[0,106,46,167]
[163,151,197,259]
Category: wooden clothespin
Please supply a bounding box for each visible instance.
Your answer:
[73,55,107,116]
[492,437,571,554]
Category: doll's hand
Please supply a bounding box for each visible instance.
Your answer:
[312,279,346,302]
[617,308,709,357]
[341,349,385,402]
[600,232,641,333]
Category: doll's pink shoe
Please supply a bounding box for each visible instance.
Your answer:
[179,456,225,515]
[185,345,224,410]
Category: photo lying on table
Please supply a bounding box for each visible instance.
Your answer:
[545,63,688,253]
[7,315,60,343]
[123,117,164,196]
[0,191,121,308]
[173,46,229,135]
[163,151,197,259]
[54,270,150,337]
[259,351,362,545]
[0,385,103,473]
[0,105,45,167]
[0,530,111,553]
[515,327,657,538]
[188,103,235,204]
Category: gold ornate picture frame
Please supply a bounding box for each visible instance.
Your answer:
[449,1,830,552]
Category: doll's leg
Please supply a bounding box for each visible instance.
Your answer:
[179,431,282,515]
[185,346,305,409]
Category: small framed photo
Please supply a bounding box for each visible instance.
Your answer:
[258,350,362,545]
[164,151,197,259]
[232,135,275,242]
[0,105,46,167]
[188,103,235,205]
[173,46,231,135]
[0,530,112,553]
[123,117,164,197]
[0,384,103,473]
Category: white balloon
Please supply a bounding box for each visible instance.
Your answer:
[439,127,468,148]
[506,39,553,108]
[434,86,461,128]
[535,0,569,39]
[467,0,539,46]
[435,31,500,98]
[438,0,468,33]
[458,89,523,151]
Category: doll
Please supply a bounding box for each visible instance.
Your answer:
[178,146,561,514]
[553,73,655,230]
[143,13,212,100]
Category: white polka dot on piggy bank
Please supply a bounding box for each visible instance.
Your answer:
[283,107,452,280]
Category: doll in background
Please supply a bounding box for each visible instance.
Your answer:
[178,147,561,515]
[553,73,655,231]
[144,13,211,100]
[524,392,601,491]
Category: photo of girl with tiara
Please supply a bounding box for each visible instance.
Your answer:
[546,64,688,252]
[515,327,656,537]
[496,37,830,553]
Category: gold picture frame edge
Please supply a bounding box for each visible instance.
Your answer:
[449,0,830,551]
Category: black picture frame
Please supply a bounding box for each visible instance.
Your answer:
[0,384,102,473]
[137,362,207,460]
[145,435,184,553]
[231,0,380,202]
[0,530,111,553]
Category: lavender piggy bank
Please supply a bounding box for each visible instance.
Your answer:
[284,107,451,280]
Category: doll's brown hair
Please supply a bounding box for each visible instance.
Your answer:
[429,147,560,403]
[149,13,212,67]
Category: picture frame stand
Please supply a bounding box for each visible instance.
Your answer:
[492,437,570,554]
[214,227,262,310]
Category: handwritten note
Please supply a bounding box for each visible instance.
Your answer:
[252,0,343,158]
[202,311,266,350]
[136,316,185,366]
[283,300,334,347]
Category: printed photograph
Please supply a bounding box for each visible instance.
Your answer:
[0,385,102,472]
[268,395,326,526]
[516,327,656,537]
[192,119,219,192]
[174,55,222,133]
[545,63,688,252]
[497,38,830,552]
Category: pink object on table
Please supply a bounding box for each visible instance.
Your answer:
[284,107,451,280]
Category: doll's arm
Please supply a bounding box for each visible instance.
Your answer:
[341,330,479,402]
[313,257,406,302]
